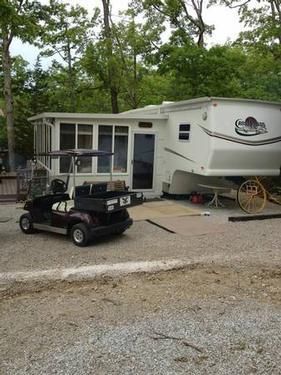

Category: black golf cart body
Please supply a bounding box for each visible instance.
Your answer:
[19,149,143,246]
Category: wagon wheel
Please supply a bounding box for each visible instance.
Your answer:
[237,179,267,214]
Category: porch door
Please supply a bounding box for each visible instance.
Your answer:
[132,133,155,190]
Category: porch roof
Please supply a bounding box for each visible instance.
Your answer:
[28,112,169,122]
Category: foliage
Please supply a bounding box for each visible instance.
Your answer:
[0,0,44,169]
[0,0,280,162]
[137,0,214,47]
[37,0,96,111]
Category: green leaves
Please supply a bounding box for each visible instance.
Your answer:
[0,0,280,163]
[0,0,42,43]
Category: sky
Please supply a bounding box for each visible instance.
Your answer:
[10,0,241,68]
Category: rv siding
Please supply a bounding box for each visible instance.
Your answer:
[164,105,211,178]
[207,100,281,176]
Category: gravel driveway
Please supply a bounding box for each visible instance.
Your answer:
[1,203,281,374]
[0,203,281,272]
[1,264,281,374]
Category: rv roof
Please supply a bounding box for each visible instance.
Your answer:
[28,112,168,122]
[122,97,281,115]
[28,97,281,122]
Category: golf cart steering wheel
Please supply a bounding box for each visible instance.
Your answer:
[50,178,67,194]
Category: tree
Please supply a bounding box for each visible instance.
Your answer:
[220,0,281,56]
[101,0,120,113]
[0,54,36,161]
[110,6,165,108]
[156,43,248,98]
[82,1,166,111]
[137,0,213,47]
[29,56,50,114]
[0,0,41,171]
[38,0,94,111]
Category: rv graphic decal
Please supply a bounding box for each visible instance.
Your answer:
[235,117,267,136]
[164,147,195,162]
[200,126,281,146]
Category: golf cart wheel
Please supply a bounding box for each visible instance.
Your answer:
[19,213,35,234]
[114,228,126,235]
[71,223,89,247]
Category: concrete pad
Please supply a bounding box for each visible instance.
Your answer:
[151,216,229,236]
[128,200,200,221]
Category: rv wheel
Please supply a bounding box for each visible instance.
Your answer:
[19,213,35,234]
[71,223,89,247]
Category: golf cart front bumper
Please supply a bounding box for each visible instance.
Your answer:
[89,218,133,237]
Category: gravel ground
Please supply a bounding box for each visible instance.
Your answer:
[0,203,281,272]
[1,203,281,374]
[1,264,281,374]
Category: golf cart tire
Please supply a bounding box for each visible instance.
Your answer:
[19,213,35,234]
[114,228,127,235]
[71,223,90,247]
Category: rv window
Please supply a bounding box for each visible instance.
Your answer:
[179,123,191,142]
[98,125,129,173]
[77,124,93,173]
[114,126,128,173]
[35,123,52,170]
[98,126,113,173]
[60,123,75,173]
[179,133,190,141]
[59,123,94,173]
[179,124,190,132]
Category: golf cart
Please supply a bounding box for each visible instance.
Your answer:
[19,149,143,246]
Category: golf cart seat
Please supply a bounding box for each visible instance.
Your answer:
[52,184,91,212]
[52,200,74,213]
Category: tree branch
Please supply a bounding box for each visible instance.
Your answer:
[225,0,251,9]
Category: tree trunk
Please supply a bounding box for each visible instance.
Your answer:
[2,29,16,172]
[102,0,119,113]
[110,87,119,114]
[271,0,281,45]
[65,24,76,111]
[132,46,138,109]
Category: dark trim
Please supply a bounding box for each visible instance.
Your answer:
[164,147,195,162]
[229,213,281,222]
[146,219,176,233]
[200,126,281,146]
[33,223,68,234]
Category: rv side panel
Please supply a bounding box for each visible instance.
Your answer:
[206,100,281,176]
[163,103,211,194]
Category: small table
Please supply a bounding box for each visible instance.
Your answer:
[198,184,231,208]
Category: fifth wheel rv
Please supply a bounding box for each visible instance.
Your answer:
[29,97,281,197]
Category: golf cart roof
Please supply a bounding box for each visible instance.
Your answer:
[39,149,113,157]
